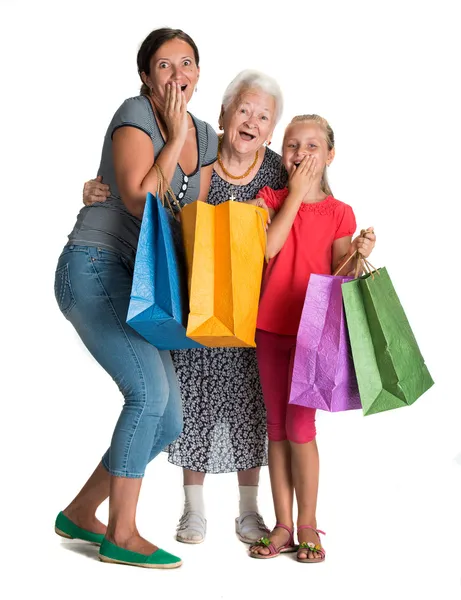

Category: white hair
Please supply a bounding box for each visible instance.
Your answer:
[221,69,283,124]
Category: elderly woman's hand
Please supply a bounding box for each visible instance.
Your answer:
[83,176,111,206]
[245,198,271,226]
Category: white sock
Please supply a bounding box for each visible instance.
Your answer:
[183,485,205,515]
[239,485,259,515]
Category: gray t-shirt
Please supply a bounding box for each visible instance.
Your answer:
[67,95,218,260]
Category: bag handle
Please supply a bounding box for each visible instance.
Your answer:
[154,163,181,219]
[333,229,379,279]
[255,208,269,264]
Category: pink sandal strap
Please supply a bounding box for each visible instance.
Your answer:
[251,539,281,556]
[297,525,326,536]
[297,524,326,559]
[250,523,294,555]
[250,537,276,554]
[275,523,294,547]
[268,543,277,555]
[298,542,326,557]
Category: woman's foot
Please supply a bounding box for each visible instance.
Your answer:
[63,507,106,536]
[249,524,294,557]
[99,537,182,569]
[104,530,158,555]
[55,511,105,545]
[297,525,325,562]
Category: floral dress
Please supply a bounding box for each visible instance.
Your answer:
[168,148,286,473]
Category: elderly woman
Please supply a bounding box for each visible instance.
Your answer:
[84,70,286,545]
[55,27,217,569]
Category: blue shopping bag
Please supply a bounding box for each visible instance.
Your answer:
[127,192,202,350]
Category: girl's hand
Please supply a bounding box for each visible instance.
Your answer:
[83,176,110,206]
[245,198,272,225]
[287,155,316,199]
[163,82,188,144]
[350,227,376,258]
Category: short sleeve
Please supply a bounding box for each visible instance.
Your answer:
[202,123,218,167]
[110,96,154,140]
[334,203,357,240]
[257,186,288,210]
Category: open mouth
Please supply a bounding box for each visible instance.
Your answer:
[294,162,301,168]
[239,131,256,142]
[180,85,188,92]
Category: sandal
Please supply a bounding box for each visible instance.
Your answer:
[235,511,270,544]
[249,523,296,559]
[176,511,207,544]
[296,525,326,563]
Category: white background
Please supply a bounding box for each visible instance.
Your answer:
[1,0,460,598]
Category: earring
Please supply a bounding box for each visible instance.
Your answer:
[195,86,198,93]
[219,125,223,130]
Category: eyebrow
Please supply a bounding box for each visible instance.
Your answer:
[156,56,193,62]
[285,137,320,142]
[239,101,272,113]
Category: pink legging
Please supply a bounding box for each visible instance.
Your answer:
[256,329,316,443]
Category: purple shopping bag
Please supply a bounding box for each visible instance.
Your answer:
[289,274,361,412]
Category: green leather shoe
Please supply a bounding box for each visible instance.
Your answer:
[98,539,182,569]
[55,512,105,545]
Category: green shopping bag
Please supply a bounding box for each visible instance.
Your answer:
[341,259,434,416]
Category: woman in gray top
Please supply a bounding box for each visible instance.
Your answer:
[54,28,217,569]
[84,69,286,546]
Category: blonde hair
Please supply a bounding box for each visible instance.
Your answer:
[288,114,334,196]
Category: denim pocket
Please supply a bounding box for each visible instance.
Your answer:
[91,248,134,275]
[54,263,76,317]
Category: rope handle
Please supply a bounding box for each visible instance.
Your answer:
[154,163,180,219]
[333,228,379,280]
[255,208,269,264]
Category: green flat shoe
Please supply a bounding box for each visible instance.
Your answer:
[98,539,182,569]
[55,511,105,545]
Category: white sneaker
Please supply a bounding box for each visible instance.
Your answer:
[176,511,207,544]
[235,511,270,544]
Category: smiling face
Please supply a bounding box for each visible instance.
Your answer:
[221,88,276,156]
[142,38,200,106]
[282,121,335,175]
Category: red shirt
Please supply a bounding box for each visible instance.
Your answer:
[256,186,357,336]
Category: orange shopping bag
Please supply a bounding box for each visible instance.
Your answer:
[181,200,268,347]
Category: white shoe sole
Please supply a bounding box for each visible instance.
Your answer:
[175,534,205,545]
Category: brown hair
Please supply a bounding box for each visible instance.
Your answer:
[289,114,335,196]
[137,28,200,96]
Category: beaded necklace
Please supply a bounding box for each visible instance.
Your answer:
[217,136,259,180]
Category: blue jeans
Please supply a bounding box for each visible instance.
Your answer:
[54,245,183,478]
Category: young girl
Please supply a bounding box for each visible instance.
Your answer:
[249,115,376,563]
